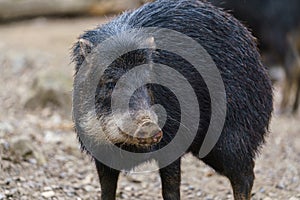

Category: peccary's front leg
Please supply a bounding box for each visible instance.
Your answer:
[95,159,120,200]
[159,159,181,200]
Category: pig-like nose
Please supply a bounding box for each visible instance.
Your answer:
[135,121,163,141]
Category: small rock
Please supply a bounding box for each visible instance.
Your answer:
[63,186,75,194]
[275,182,285,190]
[196,191,202,197]
[44,131,62,143]
[41,190,55,198]
[119,192,128,199]
[13,176,26,182]
[83,185,94,192]
[126,175,142,183]
[4,178,12,185]
[205,171,214,177]
[259,187,265,193]
[81,174,93,184]
[43,186,52,191]
[141,182,148,188]
[188,185,195,191]
[0,122,14,133]
[0,193,4,200]
[66,192,75,197]
[20,196,28,200]
[59,172,67,179]
[124,186,132,191]
[289,197,299,200]
[268,192,277,197]
[50,185,60,190]
[28,158,37,164]
[263,197,272,200]
[8,188,17,195]
[205,195,214,200]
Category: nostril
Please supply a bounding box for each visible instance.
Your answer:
[154,131,163,140]
[135,121,162,139]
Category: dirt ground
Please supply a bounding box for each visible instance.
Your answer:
[0,17,299,200]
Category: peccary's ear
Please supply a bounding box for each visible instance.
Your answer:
[73,38,94,73]
[78,38,93,58]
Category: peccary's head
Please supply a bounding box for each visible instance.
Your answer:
[74,31,163,147]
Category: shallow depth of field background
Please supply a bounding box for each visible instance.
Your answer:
[0,1,299,200]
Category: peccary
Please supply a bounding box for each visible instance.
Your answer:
[210,0,300,113]
[72,0,273,199]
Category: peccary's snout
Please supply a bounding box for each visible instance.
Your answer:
[134,121,163,144]
[110,110,162,146]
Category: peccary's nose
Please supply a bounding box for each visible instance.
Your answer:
[135,121,163,142]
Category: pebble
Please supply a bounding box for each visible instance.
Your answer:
[83,185,94,192]
[268,192,277,197]
[20,196,28,200]
[259,187,266,193]
[63,186,75,194]
[28,158,37,164]
[124,186,133,191]
[41,190,55,198]
[196,191,202,197]
[81,174,93,184]
[43,186,52,191]
[188,185,195,191]
[13,176,26,182]
[0,139,9,150]
[59,172,67,179]
[263,197,272,200]
[44,131,62,143]
[205,194,214,200]
[0,193,4,200]
[276,183,285,190]
[126,176,142,183]
[5,178,12,185]
[289,197,299,200]
[0,122,14,133]
[66,192,75,197]
[50,185,60,190]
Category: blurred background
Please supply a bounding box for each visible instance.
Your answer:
[0,0,299,199]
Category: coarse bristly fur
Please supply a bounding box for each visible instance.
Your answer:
[72,0,273,199]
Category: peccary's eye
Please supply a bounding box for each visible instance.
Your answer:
[106,82,115,90]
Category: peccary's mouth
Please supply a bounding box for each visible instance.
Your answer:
[118,127,163,147]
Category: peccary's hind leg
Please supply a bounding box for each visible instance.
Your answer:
[159,159,181,200]
[201,150,255,200]
[223,157,255,200]
[95,159,120,200]
[229,170,254,200]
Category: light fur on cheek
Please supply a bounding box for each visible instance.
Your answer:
[79,111,125,145]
